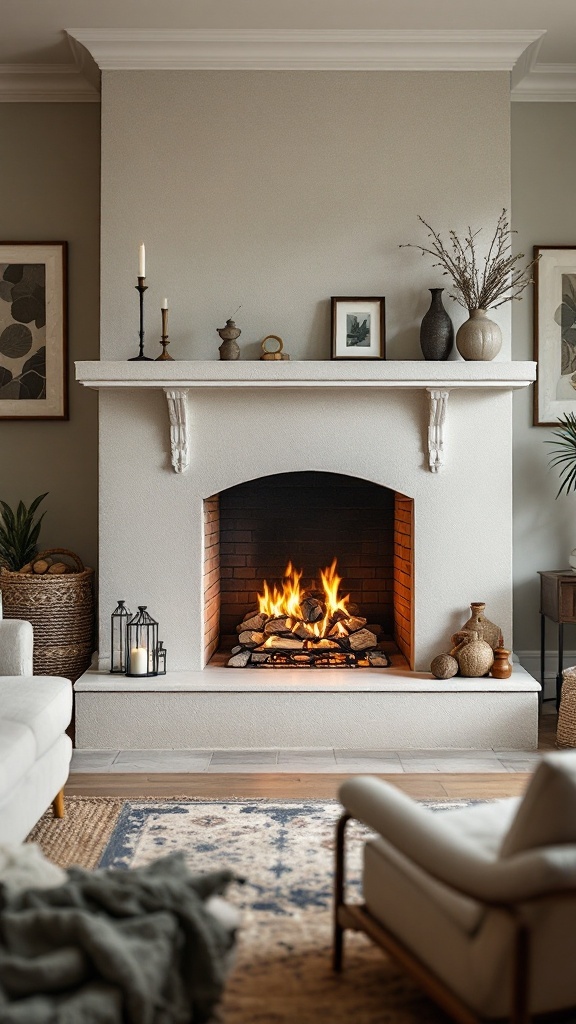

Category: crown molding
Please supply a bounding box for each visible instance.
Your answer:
[0,63,100,102]
[512,63,576,101]
[67,28,545,72]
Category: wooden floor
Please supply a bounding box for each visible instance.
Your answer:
[65,771,532,799]
[66,709,557,800]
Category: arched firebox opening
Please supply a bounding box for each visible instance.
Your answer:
[203,471,413,669]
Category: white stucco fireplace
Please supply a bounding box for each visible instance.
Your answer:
[73,358,540,751]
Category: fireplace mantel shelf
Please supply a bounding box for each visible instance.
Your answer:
[76,360,536,473]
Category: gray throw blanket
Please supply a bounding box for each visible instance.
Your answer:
[0,852,237,1024]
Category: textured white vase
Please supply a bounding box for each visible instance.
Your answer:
[456,308,502,361]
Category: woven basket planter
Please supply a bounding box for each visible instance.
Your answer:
[0,549,94,683]
[557,666,576,748]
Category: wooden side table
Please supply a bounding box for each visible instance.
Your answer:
[539,570,576,708]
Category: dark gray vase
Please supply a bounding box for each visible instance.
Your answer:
[420,288,454,360]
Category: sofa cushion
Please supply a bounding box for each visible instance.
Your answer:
[0,721,36,802]
[0,676,72,760]
[440,797,521,857]
[501,751,576,857]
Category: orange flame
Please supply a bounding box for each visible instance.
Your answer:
[258,559,350,638]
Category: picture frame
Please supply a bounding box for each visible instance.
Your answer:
[0,242,68,420]
[533,246,576,426]
[331,297,385,360]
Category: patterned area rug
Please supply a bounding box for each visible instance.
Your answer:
[30,797,464,1023]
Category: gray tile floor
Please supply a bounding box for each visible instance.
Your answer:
[70,747,543,774]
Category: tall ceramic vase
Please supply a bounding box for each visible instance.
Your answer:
[419,288,454,360]
[456,308,502,361]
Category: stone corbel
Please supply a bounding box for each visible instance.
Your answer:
[426,389,450,472]
[164,388,190,473]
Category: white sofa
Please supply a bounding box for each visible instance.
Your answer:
[0,619,72,844]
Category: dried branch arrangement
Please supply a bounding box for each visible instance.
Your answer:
[401,210,539,312]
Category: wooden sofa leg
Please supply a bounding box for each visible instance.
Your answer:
[52,789,65,818]
[333,812,351,973]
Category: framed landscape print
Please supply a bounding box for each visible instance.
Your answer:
[331,297,385,360]
[0,242,67,419]
[533,246,576,426]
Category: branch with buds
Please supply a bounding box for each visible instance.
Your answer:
[400,210,539,312]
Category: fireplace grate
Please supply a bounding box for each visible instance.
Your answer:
[254,650,364,668]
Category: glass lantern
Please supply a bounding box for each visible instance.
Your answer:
[110,600,131,674]
[126,606,159,677]
[156,641,167,675]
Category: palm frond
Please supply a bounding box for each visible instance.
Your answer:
[0,493,48,570]
[546,414,576,496]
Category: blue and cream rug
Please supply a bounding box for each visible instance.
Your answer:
[30,797,459,1023]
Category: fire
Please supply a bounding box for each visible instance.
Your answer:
[258,559,351,639]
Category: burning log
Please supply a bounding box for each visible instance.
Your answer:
[329,621,350,638]
[343,615,367,633]
[348,628,378,651]
[292,621,313,640]
[238,630,265,648]
[301,597,324,623]
[256,636,304,650]
[264,617,293,635]
[237,613,266,633]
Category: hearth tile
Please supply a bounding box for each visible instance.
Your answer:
[332,759,405,773]
[499,757,542,773]
[210,749,278,765]
[492,749,543,761]
[277,748,336,764]
[398,755,508,773]
[112,750,212,772]
[335,749,402,762]
[70,750,118,772]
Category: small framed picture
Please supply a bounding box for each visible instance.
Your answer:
[0,241,68,419]
[331,297,385,360]
[533,246,576,426]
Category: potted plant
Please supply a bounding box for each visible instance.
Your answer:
[401,210,538,360]
[0,493,94,680]
[547,413,576,570]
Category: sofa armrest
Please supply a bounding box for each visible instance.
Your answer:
[339,775,576,905]
[0,619,33,675]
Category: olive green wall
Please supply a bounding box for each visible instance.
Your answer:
[0,104,100,572]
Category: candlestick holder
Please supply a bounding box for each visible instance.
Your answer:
[156,307,173,361]
[129,276,152,361]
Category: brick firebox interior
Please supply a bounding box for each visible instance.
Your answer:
[203,471,414,668]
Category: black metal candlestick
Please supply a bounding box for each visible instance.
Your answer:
[156,306,173,360]
[129,276,152,361]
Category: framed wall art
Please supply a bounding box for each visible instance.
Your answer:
[0,242,68,420]
[331,296,385,360]
[533,246,576,426]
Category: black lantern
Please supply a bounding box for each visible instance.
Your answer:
[156,641,167,675]
[126,606,159,677]
[110,600,131,674]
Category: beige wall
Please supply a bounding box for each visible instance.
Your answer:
[100,71,511,361]
[511,103,576,655]
[0,104,100,571]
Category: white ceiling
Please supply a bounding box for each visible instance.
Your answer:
[1,0,575,102]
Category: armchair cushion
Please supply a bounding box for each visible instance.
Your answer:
[500,751,576,856]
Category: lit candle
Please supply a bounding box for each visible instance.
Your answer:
[161,297,168,310]
[130,646,148,675]
[138,243,146,278]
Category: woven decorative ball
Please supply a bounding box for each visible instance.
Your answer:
[430,654,459,679]
[456,639,494,678]
[557,667,576,748]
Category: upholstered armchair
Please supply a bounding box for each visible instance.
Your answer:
[334,754,576,1024]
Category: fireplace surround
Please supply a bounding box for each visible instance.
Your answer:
[74,359,540,750]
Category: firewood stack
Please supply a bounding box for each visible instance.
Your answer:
[227,604,390,668]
